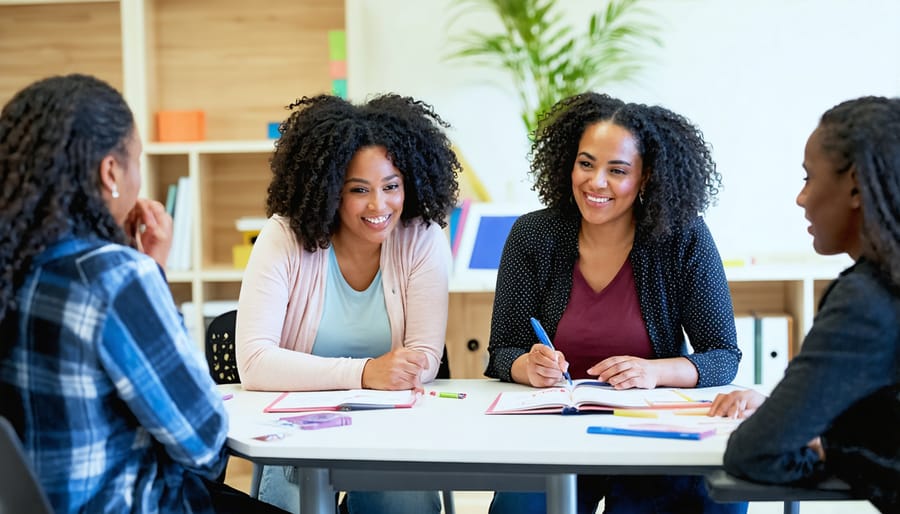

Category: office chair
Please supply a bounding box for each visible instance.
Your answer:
[205,309,455,513]
[206,309,240,385]
[0,416,54,514]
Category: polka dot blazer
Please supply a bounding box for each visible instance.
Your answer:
[485,208,740,387]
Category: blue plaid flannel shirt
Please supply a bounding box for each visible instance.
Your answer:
[0,237,228,513]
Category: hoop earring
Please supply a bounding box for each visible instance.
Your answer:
[111,184,120,199]
[638,189,644,205]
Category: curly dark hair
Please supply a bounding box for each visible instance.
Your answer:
[818,96,900,290]
[530,92,721,240]
[0,74,134,322]
[266,94,461,252]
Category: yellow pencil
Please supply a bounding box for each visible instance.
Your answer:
[673,390,695,402]
[674,408,712,416]
[613,410,658,418]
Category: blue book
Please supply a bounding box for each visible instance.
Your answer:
[165,183,178,217]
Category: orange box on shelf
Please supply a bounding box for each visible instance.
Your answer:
[156,110,206,142]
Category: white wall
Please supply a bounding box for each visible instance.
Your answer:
[346,0,900,261]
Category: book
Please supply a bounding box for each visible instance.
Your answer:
[485,380,712,415]
[586,423,717,440]
[263,389,420,413]
[169,176,193,271]
[165,183,178,217]
[449,199,471,259]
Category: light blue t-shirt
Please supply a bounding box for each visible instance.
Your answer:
[312,247,392,358]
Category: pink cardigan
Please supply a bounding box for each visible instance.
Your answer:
[236,215,450,391]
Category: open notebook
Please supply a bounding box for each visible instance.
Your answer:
[485,380,716,415]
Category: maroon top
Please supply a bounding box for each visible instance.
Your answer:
[553,258,654,379]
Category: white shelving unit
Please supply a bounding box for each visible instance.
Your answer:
[0,1,853,371]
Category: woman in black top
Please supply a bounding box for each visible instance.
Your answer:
[487,92,744,514]
[712,96,900,514]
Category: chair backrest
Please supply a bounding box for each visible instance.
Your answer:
[206,309,240,384]
[0,416,53,514]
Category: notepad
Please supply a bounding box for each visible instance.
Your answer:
[587,423,717,440]
[263,389,419,413]
[485,380,711,415]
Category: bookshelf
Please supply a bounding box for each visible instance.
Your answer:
[0,0,344,343]
[0,1,854,377]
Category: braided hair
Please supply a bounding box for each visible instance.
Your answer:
[818,96,900,290]
[267,94,461,252]
[0,74,134,322]
[530,92,721,241]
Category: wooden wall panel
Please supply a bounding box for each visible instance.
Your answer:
[0,2,123,106]
[152,0,344,141]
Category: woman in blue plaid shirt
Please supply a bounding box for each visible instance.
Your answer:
[0,75,286,514]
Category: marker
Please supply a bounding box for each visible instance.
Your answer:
[612,409,658,418]
[221,393,234,401]
[672,390,694,402]
[529,317,573,386]
[429,391,467,399]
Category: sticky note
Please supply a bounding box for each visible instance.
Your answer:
[332,79,347,99]
[328,30,346,61]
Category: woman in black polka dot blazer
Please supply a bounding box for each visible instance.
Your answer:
[485,93,745,514]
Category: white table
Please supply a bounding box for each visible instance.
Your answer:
[222,379,739,514]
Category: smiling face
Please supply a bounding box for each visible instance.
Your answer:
[571,122,644,229]
[796,125,862,258]
[334,145,405,249]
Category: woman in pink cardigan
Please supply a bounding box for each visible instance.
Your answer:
[236,94,460,514]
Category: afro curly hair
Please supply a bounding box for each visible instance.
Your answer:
[530,92,721,241]
[266,94,461,252]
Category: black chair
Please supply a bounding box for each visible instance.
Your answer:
[204,309,455,512]
[206,309,240,385]
[705,469,859,514]
[0,416,54,514]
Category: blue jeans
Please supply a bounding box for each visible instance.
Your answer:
[258,465,441,514]
[489,475,748,514]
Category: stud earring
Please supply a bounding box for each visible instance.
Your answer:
[111,184,120,199]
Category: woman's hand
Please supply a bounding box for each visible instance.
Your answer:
[808,437,826,461]
[708,389,767,419]
[589,356,661,389]
[125,198,173,269]
[512,344,570,388]
[361,348,429,391]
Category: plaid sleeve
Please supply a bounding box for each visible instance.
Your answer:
[96,255,228,479]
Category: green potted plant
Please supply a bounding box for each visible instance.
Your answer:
[447,0,662,138]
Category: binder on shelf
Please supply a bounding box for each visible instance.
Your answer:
[757,313,791,390]
[732,313,792,390]
[697,313,792,390]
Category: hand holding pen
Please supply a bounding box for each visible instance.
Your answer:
[519,317,573,388]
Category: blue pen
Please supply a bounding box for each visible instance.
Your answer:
[529,317,573,386]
